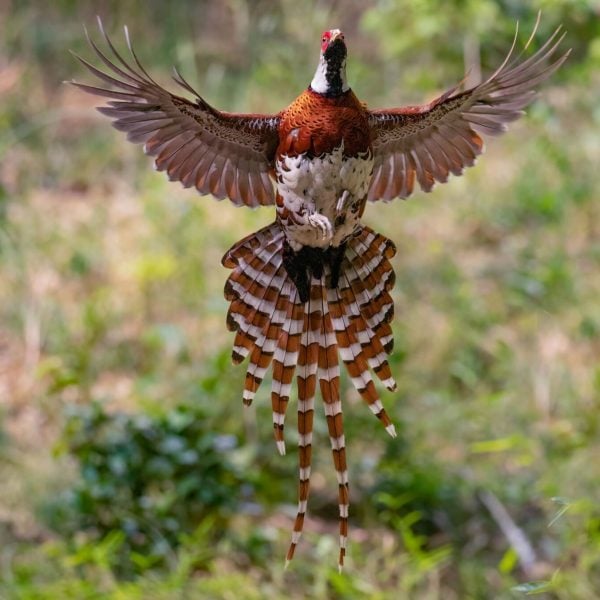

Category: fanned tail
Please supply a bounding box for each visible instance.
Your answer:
[222,222,397,569]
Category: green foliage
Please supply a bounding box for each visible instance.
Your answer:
[44,401,245,574]
[373,437,467,539]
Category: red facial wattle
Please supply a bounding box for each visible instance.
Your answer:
[321,31,332,53]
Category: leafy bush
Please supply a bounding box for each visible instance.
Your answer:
[45,401,246,574]
[371,437,468,540]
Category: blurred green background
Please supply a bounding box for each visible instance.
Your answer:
[1,1,599,598]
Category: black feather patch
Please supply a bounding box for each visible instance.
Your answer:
[283,240,347,303]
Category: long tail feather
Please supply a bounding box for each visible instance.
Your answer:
[319,289,348,571]
[286,280,321,563]
[271,285,301,455]
[222,222,397,568]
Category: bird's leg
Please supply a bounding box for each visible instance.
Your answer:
[335,190,350,216]
[306,212,333,241]
[278,199,333,248]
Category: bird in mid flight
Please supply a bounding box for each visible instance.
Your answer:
[72,16,569,570]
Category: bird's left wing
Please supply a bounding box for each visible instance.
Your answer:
[367,21,570,203]
[71,19,280,207]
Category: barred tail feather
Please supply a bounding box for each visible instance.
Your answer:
[287,281,320,564]
[318,293,348,571]
[271,286,302,456]
[222,223,397,569]
[224,226,287,404]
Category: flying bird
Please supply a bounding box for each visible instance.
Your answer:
[72,16,569,570]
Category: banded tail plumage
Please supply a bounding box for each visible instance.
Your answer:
[223,222,397,569]
[73,15,568,571]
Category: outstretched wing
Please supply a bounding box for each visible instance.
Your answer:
[367,19,570,202]
[71,18,280,207]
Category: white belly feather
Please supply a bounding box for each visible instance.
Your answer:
[276,144,373,249]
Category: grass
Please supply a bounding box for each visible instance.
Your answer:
[1,1,600,598]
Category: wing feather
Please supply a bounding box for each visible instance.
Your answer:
[71,18,280,207]
[368,20,570,202]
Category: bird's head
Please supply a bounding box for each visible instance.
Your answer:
[320,29,346,56]
[311,28,349,97]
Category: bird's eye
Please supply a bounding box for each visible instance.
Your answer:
[322,36,327,42]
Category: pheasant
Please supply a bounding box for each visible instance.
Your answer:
[72,16,569,570]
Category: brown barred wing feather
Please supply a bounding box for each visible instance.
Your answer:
[71,18,279,207]
[367,21,570,202]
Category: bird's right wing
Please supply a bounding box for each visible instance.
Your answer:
[367,19,570,202]
[71,18,280,207]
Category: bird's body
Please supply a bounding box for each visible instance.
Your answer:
[73,17,569,570]
[275,86,374,305]
[276,87,372,252]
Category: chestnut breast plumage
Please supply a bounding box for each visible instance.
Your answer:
[277,88,371,158]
